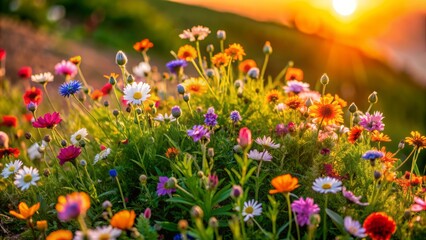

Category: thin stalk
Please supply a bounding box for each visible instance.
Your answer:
[260,54,270,81]
[323,194,328,240]
[43,84,58,112]
[190,60,219,101]
[395,148,416,170]
[115,176,127,209]
[77,66,90,90]
[285,193,293,239]
[195,41,206,77]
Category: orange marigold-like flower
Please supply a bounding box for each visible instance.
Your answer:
[325,93,347,108]
[181,78,208,95]
[348,126,363,144]
[405,131,426,150]
[165,147,180,159]
[225,43,245,61]
[371,131,391,142]
[238,59,257,74]
[133,39,154,52]
[379,147,398,165]
[90,90,103,101]
[269,174,299,194]
[36,220,48,231]
[309,96,343,126]
[9,202,40,220]
[363,212,396,240]
[265,90,282,104]
[69,56,81,65]
[103,73,119,81]
[285,95,303,110]
[285,67,303,81]
[178,45,197,61]
[110,210,136,230]
[46,229,73,240]
[211,52,231,68]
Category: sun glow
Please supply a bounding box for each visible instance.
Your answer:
[332,0,358,16]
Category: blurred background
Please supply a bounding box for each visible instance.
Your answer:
[0,0,425,161]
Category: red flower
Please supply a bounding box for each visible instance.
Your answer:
[101,83,113,95]
[1,115,18,127]
[133,39,154,52]
[23,87,43,105]
[0,147,20,158]
[348,126,363,144]
[32,112,62,129]
[0,48,6,61]
[18,66,32,79]
[363,212,396,240]
[57,145,82,165]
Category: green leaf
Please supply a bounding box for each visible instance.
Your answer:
[156,221,177,231]
[326,208,345,234]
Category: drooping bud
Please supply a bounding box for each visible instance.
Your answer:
[398,140,405,150]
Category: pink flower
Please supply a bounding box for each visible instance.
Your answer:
[55,60,78,78]
[237,127,252,149]
[57,145,81,166]
[32,112,62,129]
[342,187,369,206]
[411,196,426,212]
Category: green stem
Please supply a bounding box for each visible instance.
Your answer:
[285,193,293,239]
[323,194,328,240]
[190,59,219,101]
[43,84,58,112]
[395,148,416,170]
[260,54,270,81]
[195,41,206,77]
[115,176,127,209]
[254,152,265,200]
[77,66,90,90]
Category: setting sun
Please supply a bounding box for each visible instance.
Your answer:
[332,0,357,16]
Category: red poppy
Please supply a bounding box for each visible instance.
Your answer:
[23,87,43,105]
[0,147,20,158]
[0,48,6,61]
[18,66,32,79]
[363,212,396,240]
[1,115,18,127]
[101,83,113,95]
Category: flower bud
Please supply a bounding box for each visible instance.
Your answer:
[207,174,218,190]
[151,107,157,115]
[136,108,142,115]
[115,50,128,66]
[109,169,118,178]
[374,170,382,180]
[208,148,214,158]
[197,171,204,178]
[24,132,31,140]
[143,208,151,219]
[183,93,190,102]
[43,168,51,177]
[190,206,204,219]
[237,127,252,149]
[80,160,87,166]
[102,200,112,209]
[263,41,272,54]
[103,100,109,107]
[166,177,177,188]
[217,30,226,40]
[178,219,188,231]
[206,68,215,78]
[320,73,329,85]
[309,214,321,228]
[171,106,182,118]
[209,217,219,229]
[36,220,48,231]
[247,67,259,79]
[398,140,405,150]
[234,79,243,88]
[79,139,86,147]
[109,76,116,85]
[305,98,314,108]
[177,84,185,95]
[113,109,119,117]
[231,185,243,199]
[139,174,147,184]
[348,102,357,113]
[43,135,51,143]
[126,106,131,113]
[27,102,37,112]
[206,44,214,53]
[61,140,67,147]
[368,91,378,104]
[127,74,135,84]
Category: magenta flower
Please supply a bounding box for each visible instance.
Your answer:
[187,125,210,142]
[32,112,62,129]
[156,176,176,196]
[359,111,385,132]
[283,80,310,94]
[342,187,369,206]
[57,145,82,165]
[55,60,78,78]
[291,197,320,227]
[411,196,426,212]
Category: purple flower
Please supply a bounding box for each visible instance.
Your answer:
[156,176,176,196]
[291,197,320,227]
[55,60,78,78]
[230,110,242,123]
[187,125,210,142]
[204,107,218,126]
[344,216,367,238]
[166,59,188,74]
[342,187,369,206]
[283,80,310,94]
[359,111,385,132]
[275,123,286,136]
[361,150,384,160]
[171,106,182,118]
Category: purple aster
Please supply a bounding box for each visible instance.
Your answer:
[275,123,286,136]
[291,197,320,227]
[166,59,188,74]
[230,110,242,123]
[359,111,385,132]
[156,176,176,196]
[187,125,210,142]
[342,187,369,206]
[59,80,82,97]
[283,80,310,94]
[204,107,218,126]
[344,216,367,238]
[361,150,384,160]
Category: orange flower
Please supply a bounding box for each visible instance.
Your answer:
[56,192,90,221]
[181,78,208,95]
[178,45,197,61]
[371,131,391,142]
[285,67,303,81]
[165,147,180,159]
[46,230,73,240]
[211,52,231,68]
[133,39,154,52]
[285,95,303,110]
[225,43,245,61]
[36,220,48,231]
[379,147,398,164]
[110,210,136,230]
[363,212,396,240]
[326,94,347,108]
[405,131,426,150]
[103,73,119,81]
[238,59,257,74]
[90,90,103,101]
[69,56,81,65]
[265,90,282,104]
[309,96,343,126]
[269,174,299,194]
[348,126,363,144]
[9,202,40,220]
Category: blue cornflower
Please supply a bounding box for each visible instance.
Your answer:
[362,150,384,160]
[166,59,188,74]
[109,169,118,178]
[204,107,218,126]
[230,110,242,123]
[59,80,82,97]
[174,234,195,240]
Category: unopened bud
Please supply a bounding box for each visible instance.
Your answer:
[209,217,219,229]
[374,170,382,180]
[80,160,87,166]
[103,100,109,107]
[102,200,112,209]
[139,174,147,184]
[177,84,185,95]
[43,135,51,143]
[348,103,357,113]
[127,74,135,84]
[190,206,204,219]
[25,132,32,140]
[143,208,151,219]
[113,109,119,117]
[43,169,51,177]
[183,93,190,102]
[217,30,226,40]
[208,148,214,158]
[206,44,214,53]
[178,219,188,231]
[115,51,128,66]
[206,69,215,78]
[305,98,314,108]
[398,140,405,150]
[61,140,67,147]
[231,185,243,199]
[79,140,86,147]
[109,76,116,85]
[197,171,204,178]
[126,106,131,113]
[263,41,272,54]
[166,177,177,188]
[320,73,329,85]
[136,108,142,115]
[368,91,378,104]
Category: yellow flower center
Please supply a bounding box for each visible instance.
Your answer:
[133,92,142,100]
[245,206,254,214]
[23,174,33,183]
[99,234,110,240]
[76,134,82,141]
[9,166,15,171]
[322,183,332,189]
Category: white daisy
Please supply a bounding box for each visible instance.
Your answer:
[31,72,54,84]
[247,149,272,161]
[86,226,122,240]
[1,160,23,178]
[255,136,280,149]
[312,176,342,194]
[14,166,40,191]
[133,62,151,78]
[94,148,111,165]
[70,128,89,145]
[123,82,151,105]
[344,216,367,238]
[27,141,47,161]
[154,113,176,123]
[241,199,262,222]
